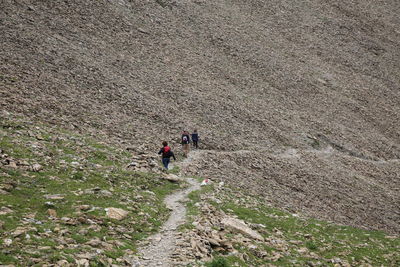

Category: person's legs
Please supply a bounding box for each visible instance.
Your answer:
[162,158,170,169]
[183,144,189,156]
[193,140,198,149]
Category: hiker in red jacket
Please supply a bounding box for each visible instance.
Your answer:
[158,141,176,170]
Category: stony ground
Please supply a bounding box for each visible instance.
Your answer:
[1,0,400,265]
[176,178,399,267]
[137,176,200,266]
[166,150,399,266]
[1,0,399,154]
[1,113,399,266]
[1,0,399,236]
[181,149,400,234]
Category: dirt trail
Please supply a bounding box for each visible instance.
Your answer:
[136,154,200,267]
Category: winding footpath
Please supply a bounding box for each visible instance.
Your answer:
[136,153,201,266]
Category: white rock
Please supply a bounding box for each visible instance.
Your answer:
[221,217,264,241]
[4,238,12,246]
[44,194,65,200]
[31,163,43,172]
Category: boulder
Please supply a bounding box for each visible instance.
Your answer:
[44,194,65,200]
[105,208,129,220]
[76,205,91,211]
[12,227,29,237]
[99,190,113,197]
[0,206,13,215]
[162,174,182,183]
[47,209,57,217]
[30,163,43,172]
[221,217,264,241]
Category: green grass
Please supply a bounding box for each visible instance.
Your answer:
[167,165,180,174]
[0,115,181,264]
[178,180,214,231]
[0,253,17,264]
[206,257,230,267]
[2,115,399,266]
[208,191,400,266]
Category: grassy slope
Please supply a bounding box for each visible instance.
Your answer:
[0,114,179,265]
[185,183,399,267]
[0,114,399,266]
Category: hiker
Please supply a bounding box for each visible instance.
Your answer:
[181,130,190,157]
[191,129,199,149]
[158,141,176,170]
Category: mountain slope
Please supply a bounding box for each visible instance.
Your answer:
[1,0,399,233]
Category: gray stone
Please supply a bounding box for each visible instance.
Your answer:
[221,217,264,241]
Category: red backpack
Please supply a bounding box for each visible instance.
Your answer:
[163,146,171,155]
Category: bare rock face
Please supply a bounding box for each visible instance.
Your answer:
[221,217,264,241]
[105,208,128,220]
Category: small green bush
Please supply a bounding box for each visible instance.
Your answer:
[206,257,230,267]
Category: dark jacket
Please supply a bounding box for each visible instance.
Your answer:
[191,133,199,141]
[181,134,190,144]
[158,146,176,160]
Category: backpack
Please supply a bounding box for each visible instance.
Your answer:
[162,146,172,157]
[163,146,171,154]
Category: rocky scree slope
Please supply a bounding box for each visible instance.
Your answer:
[182,149,400,234]
[1,0,400,233]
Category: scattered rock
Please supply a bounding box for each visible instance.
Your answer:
[44,194,65,200]
[162,174,182,183]
[4,238,13,247]
[105,207,129,220]
[137,27,149,34]
[0,189,8,194]
[0,206,13,215]
[12,227,29,237]
[30,163,43,172]
[75,258,89,266]
[0,182,16,192]
[45,201,56,207]
[100,190,113,197]
[78,229,89,235]
[77,205,91,211]
[56,260,70,266]
[221,217,264,241]
[8,161,18,168]
[47,209,57,217]
[206,237,220,247]
[86,238,102,247]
